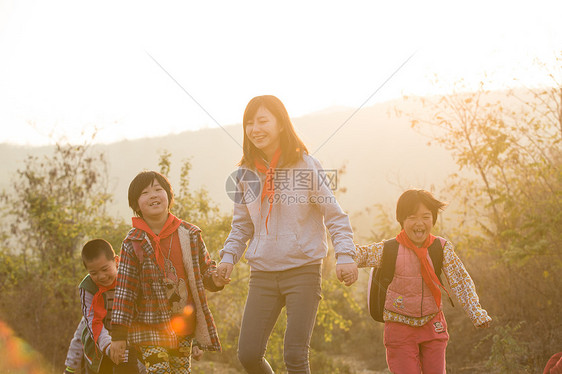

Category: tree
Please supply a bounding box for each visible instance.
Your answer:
[402,52,562,371]
[0,142,128,371]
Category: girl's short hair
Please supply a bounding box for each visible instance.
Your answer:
[128,171,174,217]
[396,189,447,228]
[240,95,308,167]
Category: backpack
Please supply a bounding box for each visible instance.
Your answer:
[367,238,451,322]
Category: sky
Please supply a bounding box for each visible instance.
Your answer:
[0,0,561,146]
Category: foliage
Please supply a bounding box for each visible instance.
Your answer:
[0,142,128,372]
[401,51,562,372]
[3,52,561,373]
[484,322,532,373]
[2,144,104,265]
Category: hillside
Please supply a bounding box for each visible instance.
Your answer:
[0,97,455,240]
[2,86,561,373]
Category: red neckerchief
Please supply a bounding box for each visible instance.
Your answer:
[89,278,116,344]
[254,148,282,234]
[132,213,182,272]
[395,230,451,308]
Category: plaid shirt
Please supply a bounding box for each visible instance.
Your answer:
[111,221,222,351]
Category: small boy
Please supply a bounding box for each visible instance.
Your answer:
[80,239,139,374]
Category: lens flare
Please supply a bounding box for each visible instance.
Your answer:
[170,315,186,334]
[183,305,194,315]
[170,305,195,335]
[0,320,51,374]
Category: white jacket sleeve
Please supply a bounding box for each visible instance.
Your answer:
[64,317,86,369]
[220,174,255,264]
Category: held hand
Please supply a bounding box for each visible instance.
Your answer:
[216,262,234,285]
[192,345,203,361]
[109,340,127,365]
[336,262,358,286]
[211,270,230,287]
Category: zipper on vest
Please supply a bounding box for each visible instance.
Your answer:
[420,277,424,317]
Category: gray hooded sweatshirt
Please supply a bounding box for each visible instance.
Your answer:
[220,154,355,271]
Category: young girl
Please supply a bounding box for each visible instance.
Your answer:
[355,189,492,374]
[110,171,225,374]
[216,95,358,373]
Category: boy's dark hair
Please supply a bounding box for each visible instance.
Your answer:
[81,239,115,267]
[396,189,447,228]
[128,171,174,217]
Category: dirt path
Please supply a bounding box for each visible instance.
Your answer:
[333,354,391,374]
[191,360,244,374]
[191,358,391,374]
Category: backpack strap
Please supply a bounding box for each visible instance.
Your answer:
[131,240,144,264]
[379,239,399,288]
[428,237,454,307]
[428,238,444,279]
[368,239,399,322]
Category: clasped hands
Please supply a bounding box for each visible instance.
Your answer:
[336,262,358,286]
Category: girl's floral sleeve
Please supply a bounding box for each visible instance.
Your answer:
[353,241,384,268]
[442,240,492,327]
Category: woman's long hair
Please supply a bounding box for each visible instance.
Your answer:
[239,95,308,167]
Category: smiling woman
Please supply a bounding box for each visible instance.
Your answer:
[244,106,283,160]
[217,94,358,373]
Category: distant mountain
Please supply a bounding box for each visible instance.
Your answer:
[0,97,456,240]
